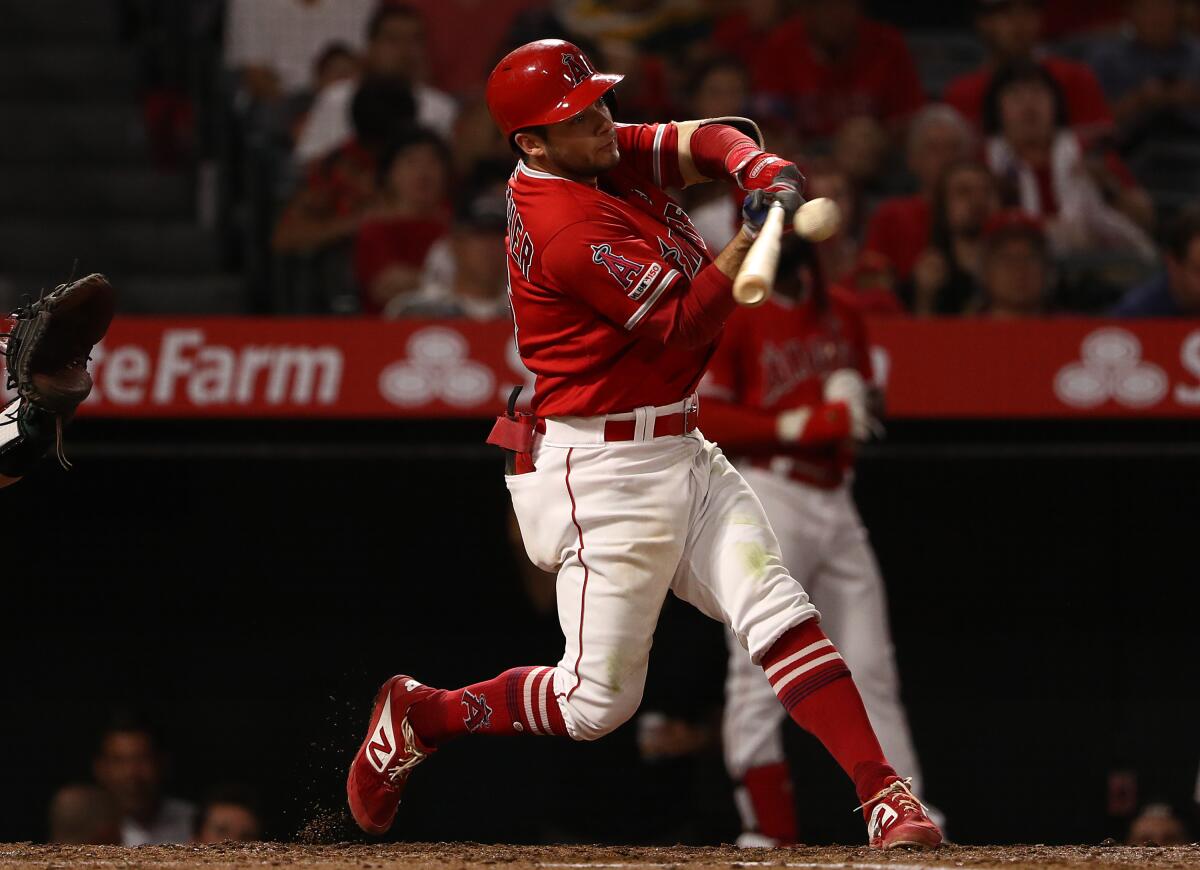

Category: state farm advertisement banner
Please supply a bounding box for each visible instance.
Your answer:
[3,318,1200,419]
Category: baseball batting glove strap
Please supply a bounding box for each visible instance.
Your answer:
[2,273,116,470]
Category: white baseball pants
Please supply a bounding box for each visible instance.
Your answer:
[506,406,818,742]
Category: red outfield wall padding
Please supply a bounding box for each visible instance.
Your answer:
[3,318,1200,419]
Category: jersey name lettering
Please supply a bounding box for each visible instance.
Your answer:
[506,187,535,278]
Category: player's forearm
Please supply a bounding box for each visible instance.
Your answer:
[685,122,766,183]
[713,225,755,280]
[663,260,740,348]
[702,398,851,451]
[0,473,18,489]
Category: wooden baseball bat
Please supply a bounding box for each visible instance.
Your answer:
[732,201,786,307]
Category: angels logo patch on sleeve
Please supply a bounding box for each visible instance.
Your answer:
[590,243,646,291]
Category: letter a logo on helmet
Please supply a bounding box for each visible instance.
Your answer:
[561,52,592,86]
[486,39,624,138]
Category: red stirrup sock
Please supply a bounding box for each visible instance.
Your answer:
[761,619,897,803]
[407,666,568,747]
[740,761,798,843]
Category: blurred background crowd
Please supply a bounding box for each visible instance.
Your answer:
[3,0,1200,320]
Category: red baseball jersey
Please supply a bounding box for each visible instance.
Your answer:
[700,289,873,488]
[505,122,721,417]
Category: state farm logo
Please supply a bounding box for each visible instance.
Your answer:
[378,327,494,407]
[1054,328,1168,409]
[88,329,343,406]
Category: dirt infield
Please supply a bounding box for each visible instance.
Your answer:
[1,843,1198,870]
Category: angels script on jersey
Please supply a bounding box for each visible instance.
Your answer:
[760,333,859,407]
[84,330,343,406]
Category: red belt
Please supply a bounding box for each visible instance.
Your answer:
[602,410,698,441]
[534,407,700,442]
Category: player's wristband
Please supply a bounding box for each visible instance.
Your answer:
[689,123,763,182]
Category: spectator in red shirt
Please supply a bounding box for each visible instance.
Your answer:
[943,0,1114,143]
[982,61,1156,260]
[353,127,451,314]
[863,104,977,281]
[752,0,926,142]
[402,0,543,96]
[272,77,418,255]
[386,191,510,320]
[908,160,1001,315]
[711,0,790,68]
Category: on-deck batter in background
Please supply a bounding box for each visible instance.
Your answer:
[699,236,941,845]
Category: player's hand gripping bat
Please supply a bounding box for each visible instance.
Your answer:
[732,200,787,307]
[733,197,842,308]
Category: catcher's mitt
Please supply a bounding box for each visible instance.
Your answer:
[2,273,116,468]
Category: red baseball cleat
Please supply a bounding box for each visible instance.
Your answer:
[346,674,436,835]
[858,778,943,849]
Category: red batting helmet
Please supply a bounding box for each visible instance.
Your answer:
[486,39,623,139]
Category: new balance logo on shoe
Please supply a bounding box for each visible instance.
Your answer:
[869,802,899,840]
[367,693,397,772]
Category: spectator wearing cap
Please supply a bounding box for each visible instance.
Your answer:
[47,785,122,845]
[224,0,376,104]
[193,785,263,844]
[864,104,977,281]
[353,128,451,313]
[982,61,1157,260]
[1113,208,1200,316]
[908,160,1002,315]
[272,79,418,255]
[751,0,926,142]
[1087,0,1200,146]
[387,192,510,320]
[92,715,196,846]
[295,4,458,165]
[944,0,1115,143]
[973,210,1054,316]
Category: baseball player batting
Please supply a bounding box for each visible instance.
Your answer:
[699,237,940,845]
[345,39,942,850]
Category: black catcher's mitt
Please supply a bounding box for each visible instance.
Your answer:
[2,274,116,469]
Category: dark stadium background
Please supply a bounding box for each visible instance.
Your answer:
[2,417,1197,844]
